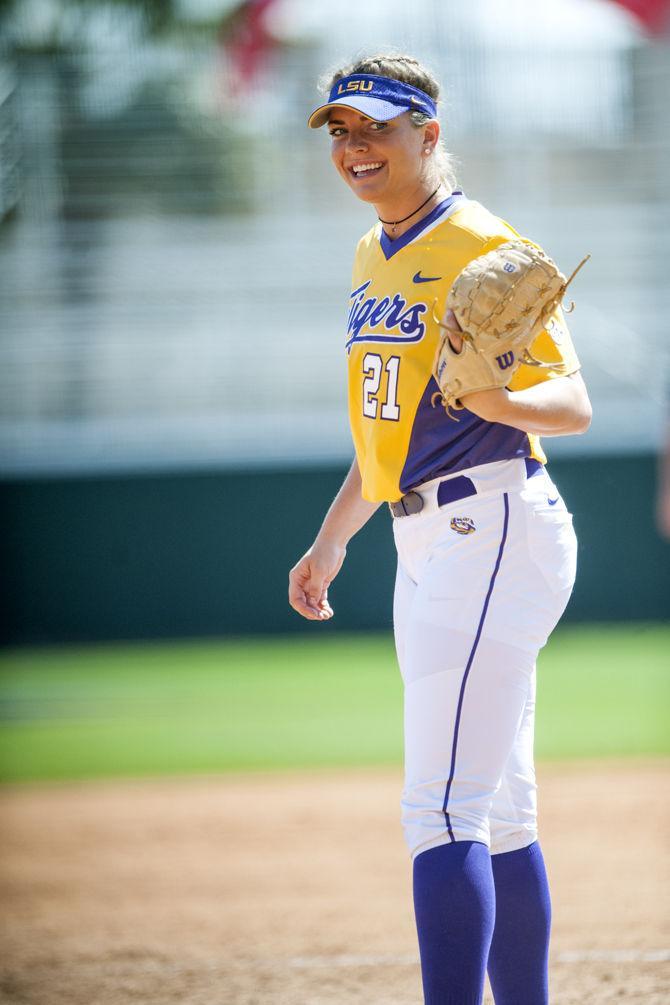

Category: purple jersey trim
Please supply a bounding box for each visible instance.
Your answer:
[398,377,531,494]
[379,191,464,261]
[443,492,510,842]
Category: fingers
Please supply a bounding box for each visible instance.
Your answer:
[445,308,462,331]
[289,590,333,620]
[291,597,331,620]
[316,585,334,620]
[445,309,464,353]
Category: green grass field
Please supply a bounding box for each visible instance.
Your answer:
[0,624,668,783]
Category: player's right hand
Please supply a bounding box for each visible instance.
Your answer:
[288,542,346,621]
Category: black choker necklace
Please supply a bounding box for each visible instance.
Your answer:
[379,185,442,235]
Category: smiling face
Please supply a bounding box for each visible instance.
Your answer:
[327,107,439,217]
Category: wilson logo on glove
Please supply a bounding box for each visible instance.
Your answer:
[496,352,515,370]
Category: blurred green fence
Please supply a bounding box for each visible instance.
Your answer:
[2,451,668,645]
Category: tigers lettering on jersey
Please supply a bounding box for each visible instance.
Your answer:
[346,281,428,351]
[346,196,581,503]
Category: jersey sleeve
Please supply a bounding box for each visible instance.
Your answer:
[507,305,581,392]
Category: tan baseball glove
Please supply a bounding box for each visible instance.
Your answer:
[432,240,589,418]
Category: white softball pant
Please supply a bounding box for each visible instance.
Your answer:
[392,458,577,860]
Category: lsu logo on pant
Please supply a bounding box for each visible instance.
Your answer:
[450,517,476,535]
[496,351,515,370]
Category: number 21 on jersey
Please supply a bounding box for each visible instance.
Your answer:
[362,352,400,421]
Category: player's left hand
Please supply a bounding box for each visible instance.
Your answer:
[443,309,464,353]
[440,309,507,418]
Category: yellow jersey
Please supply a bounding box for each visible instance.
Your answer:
[346,193,580,502]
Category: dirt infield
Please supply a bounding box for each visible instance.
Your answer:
[0,761,668,1004]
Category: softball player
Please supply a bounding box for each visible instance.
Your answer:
[289,54,592,1005]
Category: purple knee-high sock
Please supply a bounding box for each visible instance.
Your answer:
[487,841,552,1005]
[413,840,495,1005]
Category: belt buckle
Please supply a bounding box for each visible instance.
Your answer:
[390,490,424,518]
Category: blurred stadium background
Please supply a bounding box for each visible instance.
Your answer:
[0,0,669,776]
[0,8,669,1005]
[1,0,669,647]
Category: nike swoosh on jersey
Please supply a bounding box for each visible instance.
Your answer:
[548,497,560,505]
[413,271,442,283]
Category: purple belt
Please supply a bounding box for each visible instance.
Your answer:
[389,458,543,518]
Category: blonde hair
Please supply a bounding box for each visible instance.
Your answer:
[322,52,457,190]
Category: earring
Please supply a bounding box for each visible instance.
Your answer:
[424,147,431,155]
